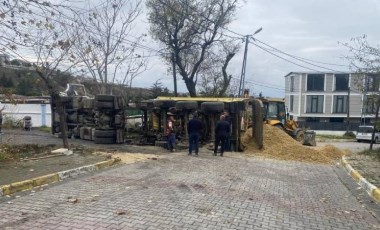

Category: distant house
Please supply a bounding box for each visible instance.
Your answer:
[284,72,379,131]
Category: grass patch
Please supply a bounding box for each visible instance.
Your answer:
[0,144,57,162]
[317,134,355,139]
[358,147,380,160]
[38,126,51,133]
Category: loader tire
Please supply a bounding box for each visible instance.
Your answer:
[201,102,224,113]
[94,129,116,138]
[95,95,115,102]
[175,101,198,111]
[251,99,263,149]
[295,130,305,144]
[94,136,115,144]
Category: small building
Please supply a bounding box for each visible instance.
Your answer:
[1,98,51,127]
[284,72,379,131]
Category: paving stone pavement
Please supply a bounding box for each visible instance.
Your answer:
[0,152,379,230]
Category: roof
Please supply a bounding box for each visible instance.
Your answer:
[284,71,352,78]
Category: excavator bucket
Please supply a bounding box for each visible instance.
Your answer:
[303,130,316,146]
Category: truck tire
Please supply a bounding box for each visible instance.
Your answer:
[95,101,114,109]
[251,99,263,149]
[95,95,115,102]
[201,102,224,113]
[94,136,115,144]
[94,129,116,138]
[153,100,176,109]
[175,101,198,111]
[60,96,71,103]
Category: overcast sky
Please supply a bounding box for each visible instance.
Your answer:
[131,0,380,98]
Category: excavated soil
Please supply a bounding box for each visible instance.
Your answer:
[243,124,348,164]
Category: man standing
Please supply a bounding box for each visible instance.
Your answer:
[187,112,202,156]
[166,114,176,152]
[214,114,230,157]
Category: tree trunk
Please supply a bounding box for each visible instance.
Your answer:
[370,97,380,150]
[36,70,70,149]
[185,78,197,97]
[52,94,69,149]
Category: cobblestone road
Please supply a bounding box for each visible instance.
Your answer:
[1,152,379,230]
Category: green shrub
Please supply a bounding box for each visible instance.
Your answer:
[343,131,356,138]
[2,116,23,129]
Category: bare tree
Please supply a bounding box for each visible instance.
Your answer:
[72,0,147,94]
[342,35,380,150]
[1,0,81,148]
[198,43,239,96]
[146,0,240,97]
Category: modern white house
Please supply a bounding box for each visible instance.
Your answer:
[284,72,379,131]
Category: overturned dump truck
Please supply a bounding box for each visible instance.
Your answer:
[137,97,264,151]
[51,85,264,149]
[51,86,126,144]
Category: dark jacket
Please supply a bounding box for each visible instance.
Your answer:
[215,120,230,137]
[187,118,202,134]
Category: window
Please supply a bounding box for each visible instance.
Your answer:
[333,95,348,113]
[307,74,324,91]
[290,95,294,112]
[366,75,380,92]
[306,95,324,113]
[290,76,295,92]
[335,74,349,91]
[365,96,376,114]
[329,117,344,122]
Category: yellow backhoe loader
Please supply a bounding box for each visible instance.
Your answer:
[260,98,316,146]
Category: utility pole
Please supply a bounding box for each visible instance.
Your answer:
[171,53,178,96]
[238,27,262,97]
[346,86,350,132]
[238,36,249,97]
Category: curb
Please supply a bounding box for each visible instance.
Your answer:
[341,156,380,204]
[0,158,121,196]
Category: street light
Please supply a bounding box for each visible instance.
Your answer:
[238,27,263,97]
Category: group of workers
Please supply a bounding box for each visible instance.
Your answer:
[166,111,231,157]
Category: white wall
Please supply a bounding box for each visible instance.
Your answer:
[2,103,51,127]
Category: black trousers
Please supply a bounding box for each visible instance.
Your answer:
[214,135,227,155]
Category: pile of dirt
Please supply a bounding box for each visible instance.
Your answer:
[243,125,346,164]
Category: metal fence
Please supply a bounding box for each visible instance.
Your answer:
[298,121,360,131]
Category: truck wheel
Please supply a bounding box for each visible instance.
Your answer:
[153,100,176,109]
[295,130,305,144]
[251,99,263,149]
[175,101,198,111]
[60,96,71,103]
[201,102,224,113]
[94,137,115,144]
[94,129,116,138]
[95,95,115,102]
[95,101,114,109]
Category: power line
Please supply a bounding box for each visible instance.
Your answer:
[253,39,348,72]
[250,42,329,74]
